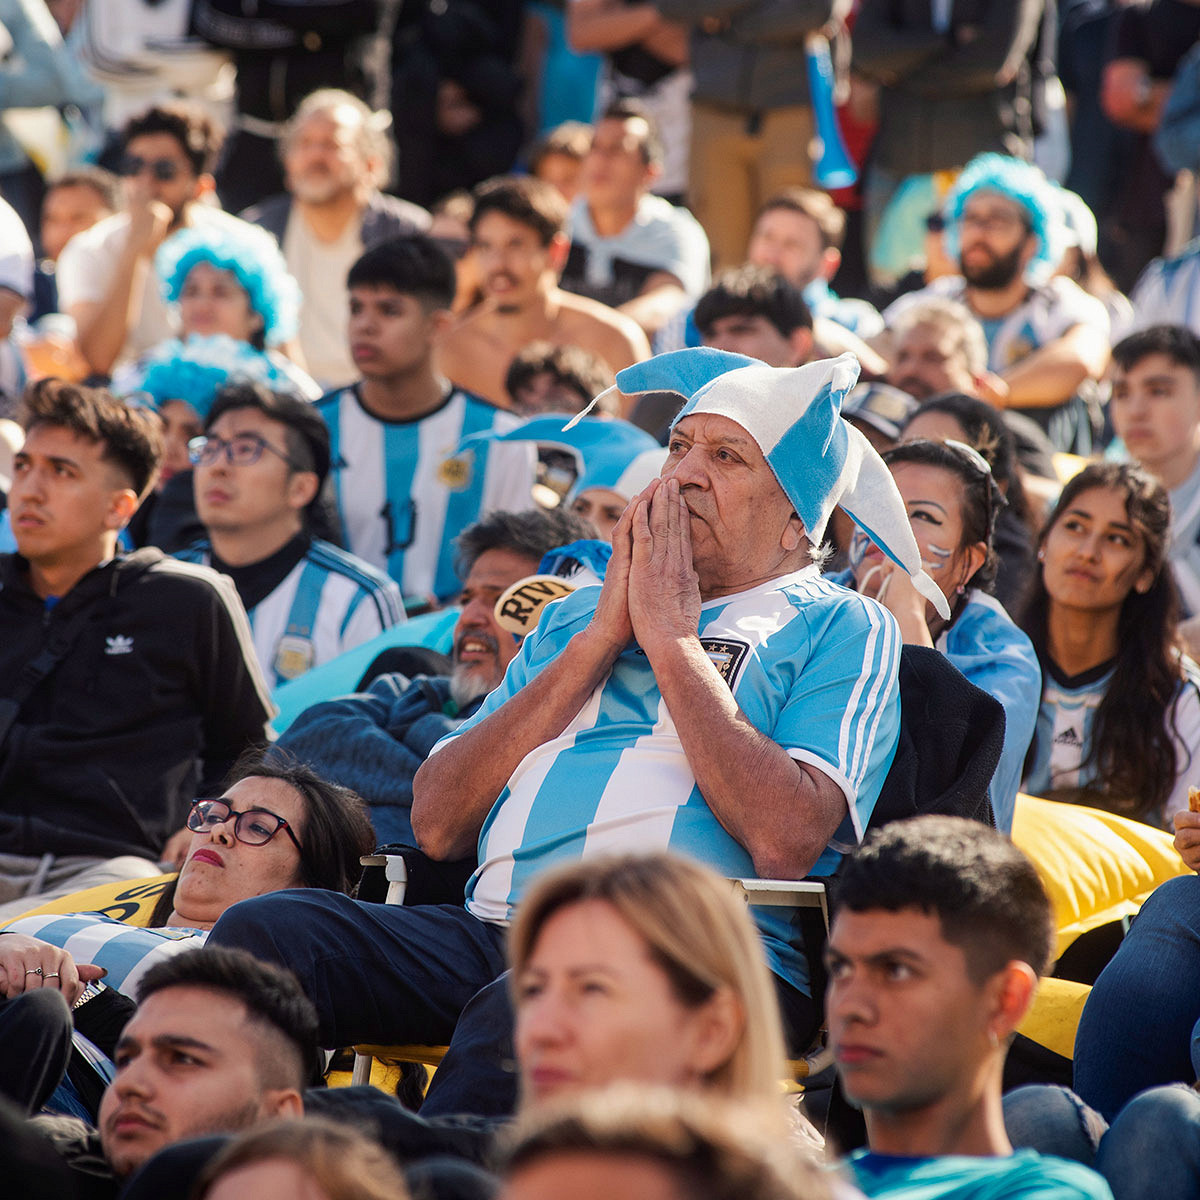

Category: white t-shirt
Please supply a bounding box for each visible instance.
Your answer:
[283,208,362,390]
[56,204,263,368]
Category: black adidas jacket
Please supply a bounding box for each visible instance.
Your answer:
[0,549,274,860]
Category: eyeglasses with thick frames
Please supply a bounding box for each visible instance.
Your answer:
[188,432,308,472]
[186,798,303,852]
[119,154,183,182]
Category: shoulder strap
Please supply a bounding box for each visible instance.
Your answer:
[0,552,162,750]
[0,601,99,750]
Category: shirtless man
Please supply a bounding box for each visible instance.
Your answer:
[436,176,649,408]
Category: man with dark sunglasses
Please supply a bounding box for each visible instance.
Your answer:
[176,382,404,689]
[56,102,276,379]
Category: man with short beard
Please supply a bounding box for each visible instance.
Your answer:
[243,89,430,389]
[277,507,597,845]
[883,155,1111,454]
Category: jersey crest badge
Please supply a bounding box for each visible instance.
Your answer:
[273,634,316,681]
[437,452,473,491]
[699,637,750,689]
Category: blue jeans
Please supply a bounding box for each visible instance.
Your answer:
[1096,1085,1200,1200]
[209,891,513,1114]
[1074,875,1200,1121]
[1004,1084,1106,1165]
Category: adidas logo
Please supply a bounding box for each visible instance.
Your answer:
[105,635,134,656]
[1053,727,1083,748]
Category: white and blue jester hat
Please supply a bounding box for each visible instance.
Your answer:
[583,346,950,619]
[457,414,664,502]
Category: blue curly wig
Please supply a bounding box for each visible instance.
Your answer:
[132,335,295,420]
[943,153,1068,284]
[156,224,301,346]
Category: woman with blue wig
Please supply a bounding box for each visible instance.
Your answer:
[114,223,320,402]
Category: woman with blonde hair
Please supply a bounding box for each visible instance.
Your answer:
[192,1117,409,1200]
[507,852,792,1116]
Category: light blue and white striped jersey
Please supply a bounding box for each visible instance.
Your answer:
[884,275,1110,376]
[317,384,537,604]
[431,567,902,990]
[828,573,1041,834]
[177,537,404,689]
[1023,655,1200,827]
[1130,237,1200,338]
[7,912,207,1000]
[934,590,1040,834]
[1168,458,1200,618]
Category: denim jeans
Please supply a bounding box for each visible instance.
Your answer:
[1074,875,1200,1121]
[1096,1085,1200,1200]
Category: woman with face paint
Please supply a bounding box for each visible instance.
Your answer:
[1020,462,1200,828]
[832,439,1041,833]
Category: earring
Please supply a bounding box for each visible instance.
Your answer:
[955,584,966,596]
[988,1029,1000,1050]
[1037,549,1045,562]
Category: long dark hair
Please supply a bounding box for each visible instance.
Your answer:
[150,749,374,926]
[901,392,1033,530]
[881,438,1004,593]
[1020,462,1183,820]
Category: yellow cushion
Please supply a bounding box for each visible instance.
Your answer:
[1012,794,1187,960]
[0,874,178,930]
[1016,977,1092,1060]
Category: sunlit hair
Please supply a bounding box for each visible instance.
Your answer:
[193,1118,410,1200]
[509,854,788,1105]
[891,297,989,379]
[1020,462,1185,820]
[283,88,393,189]
[500,1085,830,1200]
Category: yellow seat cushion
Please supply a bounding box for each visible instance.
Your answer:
[1012,794,1187,960]
[0,874,177,930]
[1017,977,1092,1060]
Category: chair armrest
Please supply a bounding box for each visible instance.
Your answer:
[728,878,829,929]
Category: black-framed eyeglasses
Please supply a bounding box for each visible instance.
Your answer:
[188,432,308,471]
[119,153,183,182]
[186,798,303,852]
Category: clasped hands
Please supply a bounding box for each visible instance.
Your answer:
[589,476,702,657]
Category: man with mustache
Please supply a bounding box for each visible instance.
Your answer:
[883,155,1110,454]
[243,89,431,391]
[279,506,597,844]
[22,947,316,1198]
[211,349,943,1113]
[436,176,650,409]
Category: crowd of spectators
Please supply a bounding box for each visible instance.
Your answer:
[1,1,1200,1197]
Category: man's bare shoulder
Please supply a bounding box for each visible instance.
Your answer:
[554,292,651,366]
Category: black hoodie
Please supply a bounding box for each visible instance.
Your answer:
[0,549,273,860]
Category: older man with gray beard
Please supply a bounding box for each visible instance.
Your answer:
[276,508,597,844]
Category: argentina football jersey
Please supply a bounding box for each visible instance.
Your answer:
[317,384,536,604]
[1027,657,1200,825]
[429,566,902,992]
[177,537,403,688]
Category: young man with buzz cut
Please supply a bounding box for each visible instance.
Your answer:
[436,175,650,408]
[827,815,1112,1199]
[0,379,272,920]
[1108,324,1200,616]
[318,233,537,606]
[177,382,404,688]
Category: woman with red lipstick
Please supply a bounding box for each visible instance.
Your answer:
[1020,462,1200,826]
[0,752,373,1007]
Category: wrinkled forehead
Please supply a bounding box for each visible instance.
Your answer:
[671,411,762,459]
